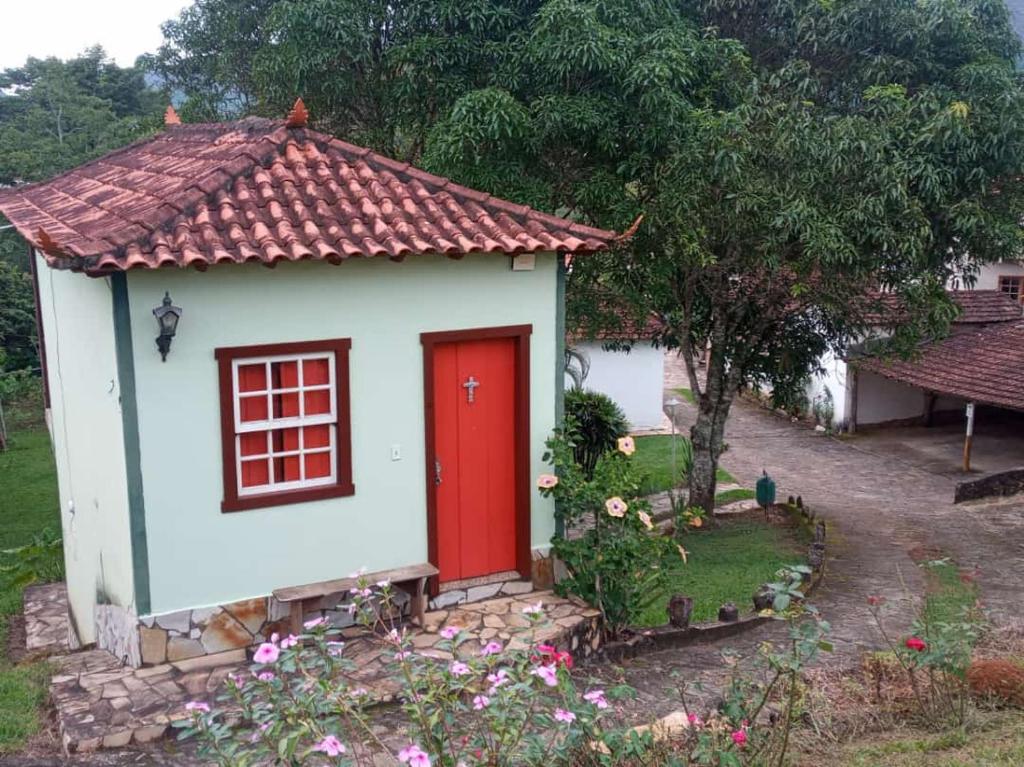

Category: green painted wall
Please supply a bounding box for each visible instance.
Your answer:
[34,254,136,643]
[127,254,558,615]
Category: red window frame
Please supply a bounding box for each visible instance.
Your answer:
[216,339,354,512]
[998,275,1024,303]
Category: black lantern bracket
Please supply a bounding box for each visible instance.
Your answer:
[153,292,182,361]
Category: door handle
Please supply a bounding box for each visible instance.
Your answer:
[434,458,442,486]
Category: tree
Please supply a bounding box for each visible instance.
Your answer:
[143,0,279,121]
[569,0,1024,510]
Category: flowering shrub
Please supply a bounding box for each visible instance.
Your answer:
[867,590,984,727]
[539,428,677,637]
[175,577,630,766]
[676,578,832,766]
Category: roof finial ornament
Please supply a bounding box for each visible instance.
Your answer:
[616,214,644,242]
[286,98,309,129]
[164,105,182,126]
[36,227,67,258]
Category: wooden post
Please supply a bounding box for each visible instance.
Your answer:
[963,402,976,472]
[845,367,859,434]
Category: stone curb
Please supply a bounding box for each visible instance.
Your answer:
[588,503,827,666]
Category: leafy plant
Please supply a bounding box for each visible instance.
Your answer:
[562,389,628,480]
[539,430,675,637]
[0,527,63,588]
[676,576,832,766]
[812,388,836,432]
[176,577,638,766]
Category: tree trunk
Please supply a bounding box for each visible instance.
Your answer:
[688,400,730,513]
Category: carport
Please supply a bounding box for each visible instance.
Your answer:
[850,320,1024,473]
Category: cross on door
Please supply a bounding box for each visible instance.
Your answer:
[462,375,480,403]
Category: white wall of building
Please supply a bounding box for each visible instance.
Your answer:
[35,254,135,645]
[856,371,924,425]
[806,350,848,428]
[570,341,665,430]
[970,261,1024,292]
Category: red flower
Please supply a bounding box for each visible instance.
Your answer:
[905,636,927,652]
[866,595,885,607]
[532,644,573,669]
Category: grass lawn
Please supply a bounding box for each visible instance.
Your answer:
[0,427,60,752]
[795,709,1024,766]
[633,435,737,495]
[672,387,695,404]
[635,519,805,625]
[714,487,756,506]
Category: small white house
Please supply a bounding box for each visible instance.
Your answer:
[806,289,1022,431]
[568,314,666,431]
[0,104,616,666]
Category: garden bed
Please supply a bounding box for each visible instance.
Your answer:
[637,511,809,626]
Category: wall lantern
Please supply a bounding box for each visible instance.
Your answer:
[153,292,182,362]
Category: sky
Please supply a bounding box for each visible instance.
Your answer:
[0,0,190,70]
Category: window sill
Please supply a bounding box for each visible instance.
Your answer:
[222,482,356,513]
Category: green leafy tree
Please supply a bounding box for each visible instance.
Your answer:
[143,0,279,121]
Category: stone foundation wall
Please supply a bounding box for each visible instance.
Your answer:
[137,549,560,667]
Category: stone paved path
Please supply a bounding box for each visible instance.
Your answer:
[585,355,1024,724]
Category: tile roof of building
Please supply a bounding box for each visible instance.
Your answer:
[855,320,1024,412]
[0,112,616,276]
[948,289,1023,324]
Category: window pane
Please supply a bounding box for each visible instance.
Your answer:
[305,452,332,479]
[273,455,301,482]
[270,428,300,452]
[304,389,331,416]
[240,395,268,422]
[273,392,300,418]
[241,459,269,488]
[271,360,299,389]
[240,431,267,457]
[304,425,331,448]
[303,358,330,386]
[238,363,266,393]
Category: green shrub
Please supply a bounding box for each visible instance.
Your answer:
[563,388,628,479]
[540,429,674,637]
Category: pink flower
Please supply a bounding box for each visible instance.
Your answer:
[731,729,747,746]
[473,695,490,710]
[439,626,459,640]
[303,617,327,630]
[583,690,609,709]
[398,744,431,767]
[394,650,412,660]
[270,632,280,643]
[480,641,503,656]
[280,634,299,649]
[522,602,544,616]
[687,713,703,727]
[637,510,654,530]
[866,595,885,607]
[253,643,280,664]
[605,497,628,517]
[314,735,347,756]
[617,436,636,456]
[184,701,209,713]
[449,661,471,676]
[553,708,576,724]
[532,664,559,687]
[351,687,368,698]
[905,636,927,652]
[257,671,275,682]
[536,474,559,489]
[486,669,510,693]
[376,579,391,588]
[327,641,345,656]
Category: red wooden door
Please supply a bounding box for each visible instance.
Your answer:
[432,337,518,583]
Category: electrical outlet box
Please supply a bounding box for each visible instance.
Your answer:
[391,445,402,461]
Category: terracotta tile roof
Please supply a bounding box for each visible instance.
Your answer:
[948,289,1022,324]
[0,116,616,276]
[862,289,1022,326]
[854,320,1024,411]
